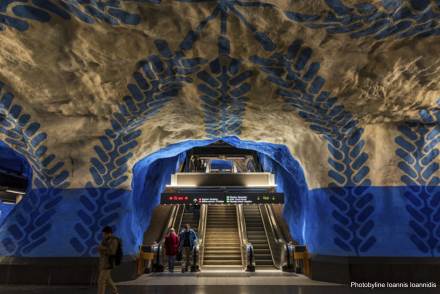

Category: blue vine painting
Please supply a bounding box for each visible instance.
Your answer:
[0,0,438,259]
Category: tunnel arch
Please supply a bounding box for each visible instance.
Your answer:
[130,136,310,250]
[0,141,32,225]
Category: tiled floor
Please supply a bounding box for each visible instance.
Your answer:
[118,270,337,286]
[0,285,436,294]
[0,272,437,293]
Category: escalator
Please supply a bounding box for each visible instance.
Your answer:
[172,205,201,271]
[179,206,199,233]
[243,205,274,268]
[203,205,242,268]
[142,205,177,245]
[143,203,295,272]
[271,204,295,244]
[140,205,183,273]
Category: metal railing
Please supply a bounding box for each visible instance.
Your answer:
[191,204,208,271]
[259,204,290,270]
[236,204,255,272]
[174,205,185,233]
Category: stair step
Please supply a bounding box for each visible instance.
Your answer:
[205,246,240,249]
[203,261,242,265]
[204,206,241,266]
[256,261,274,266]
[204,255,242,260]
[205,250,241,254]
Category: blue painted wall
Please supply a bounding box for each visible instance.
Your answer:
[1,136,439,258]
[0,137,309,257]
[0,0,439,260]
[0,202,14,226]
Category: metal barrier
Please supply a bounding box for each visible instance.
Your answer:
[152,243,165,272]
[281,242,295,272]
[137,245,156,274]
[293,245,310,276]
[245,243,256,272]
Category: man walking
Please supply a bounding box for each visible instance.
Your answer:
[179,223,198,272]
[98,226,120,294]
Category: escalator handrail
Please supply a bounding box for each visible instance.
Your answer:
[259,204,286,269]
[175,205,186,233]
[272,205,296,244]
[198,204,207,268]
[237,204,254,270]
[265,204,284,243]
[159,205,178,242]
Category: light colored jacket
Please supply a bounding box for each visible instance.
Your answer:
[99,236,119,270]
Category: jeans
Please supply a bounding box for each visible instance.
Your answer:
[167,255,176,272]
[182,247,192,271]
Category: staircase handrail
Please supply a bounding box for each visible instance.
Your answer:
[197,204,207,269]
[237,204,255,271]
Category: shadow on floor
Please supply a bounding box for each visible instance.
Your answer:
[0,285,437,294]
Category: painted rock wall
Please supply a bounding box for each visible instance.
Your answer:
[0,0,439,257]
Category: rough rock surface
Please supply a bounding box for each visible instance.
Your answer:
[1,0,440,260]
[0,0,438,189]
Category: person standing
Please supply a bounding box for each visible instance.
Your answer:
[98,226,120,294]
[193,204,200,223]
[179,223,198,272]
[164,227,179,272]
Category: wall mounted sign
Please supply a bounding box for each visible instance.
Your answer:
[160,192,284,204]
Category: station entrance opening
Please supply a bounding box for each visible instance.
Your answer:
[140,141,304,273]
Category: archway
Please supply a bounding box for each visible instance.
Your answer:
[130,136,309,250]
[0,141,32,225]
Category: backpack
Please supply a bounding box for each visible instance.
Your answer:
[109,237,123,267]
[114,237,123,266]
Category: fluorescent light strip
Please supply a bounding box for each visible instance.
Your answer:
[5,189,26,195]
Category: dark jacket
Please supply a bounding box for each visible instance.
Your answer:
[164,232,179,256]
[179,229,198,250]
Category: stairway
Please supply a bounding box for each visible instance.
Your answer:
[243,205,274,268]
[203,205,242,268]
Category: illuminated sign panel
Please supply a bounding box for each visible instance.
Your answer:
[160,192,284,204]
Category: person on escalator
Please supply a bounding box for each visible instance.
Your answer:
[193,204,200,223]
[179,223,198,272]
[164,228,179,272]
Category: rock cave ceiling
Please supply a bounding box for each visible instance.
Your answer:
[0,0,439,189]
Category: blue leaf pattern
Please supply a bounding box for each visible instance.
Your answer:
[251,40,375,255]
[0,82,70,255]
[395,100,440,255]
